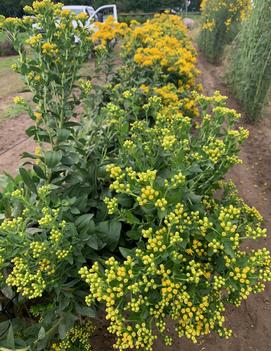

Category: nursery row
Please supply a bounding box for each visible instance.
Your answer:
[0,1,270,350]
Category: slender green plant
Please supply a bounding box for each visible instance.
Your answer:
[198,0,251,63]
[227,0,271,121]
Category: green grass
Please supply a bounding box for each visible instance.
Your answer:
[0,31,8,43]
[1,104,26,121]
[0,55,17,70]
[0,55,27,123]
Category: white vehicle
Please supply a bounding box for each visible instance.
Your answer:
[62,5,118,27]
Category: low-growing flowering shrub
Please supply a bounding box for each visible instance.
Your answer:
[92,15,128,49]
[120,13,200,95]
[80,91,271,350]
[199,0,252,63]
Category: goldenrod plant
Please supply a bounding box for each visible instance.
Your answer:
[199,0,252,63]
[81,91,270,350]
[227,0,271,121]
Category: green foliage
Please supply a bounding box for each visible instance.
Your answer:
[227,0,271,122]
[0,3,270,351]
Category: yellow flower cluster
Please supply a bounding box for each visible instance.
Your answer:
[137,185,159,206]
[51,321,95,351]
[42,42,59,56]
[6,257,47,299]
[203,137,226,164]
[81,173,271,350]
[104,196,118,215]
[0,185,74,300]
[92,16,128,48]
[25,34,43,47]
[201,0,252,32]
[121,13,198,93]
[154,84,179,106]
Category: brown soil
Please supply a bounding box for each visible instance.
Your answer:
[0,113,35,175]
[0,49,271,351]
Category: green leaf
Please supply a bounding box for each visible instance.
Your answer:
[121,211,141,225]
[119,247,134,258]
[38,327,46,341]
[6,324,15,349]
[43,151,62,169]
[87,235,99,250]
[33,165,46,179]
[19,168,37,193]
[127,230,141,240]
[57,129,71,143]
[1,286,15,300]
[96,220,122,251]
[58,322,67,340]
[75,305,95,318]
[216,256,226,272]
[70,207,80,215]
[186,191,202,204]
[224,241,235,258]
[206,231,216,242]
[58,313,76,339]
[75,214,94,235]
[21,151,37,159]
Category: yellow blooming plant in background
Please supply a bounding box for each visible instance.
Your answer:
[199,0,252,63]
[122,13,199,94]
[92,15,129,49]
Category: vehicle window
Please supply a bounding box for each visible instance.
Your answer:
[86,9,92,16]
[70,9,85,15]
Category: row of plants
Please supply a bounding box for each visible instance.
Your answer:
[198,0,252,63]
[227,0,271,121]
[0,2,270,350]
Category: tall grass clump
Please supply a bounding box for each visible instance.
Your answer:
[227,0,271,122]
[198,0,251,63]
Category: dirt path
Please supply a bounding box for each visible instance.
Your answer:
[0,114,35,175]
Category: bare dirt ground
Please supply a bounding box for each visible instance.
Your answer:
[0,112,35,175]
[0,49,271,351]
